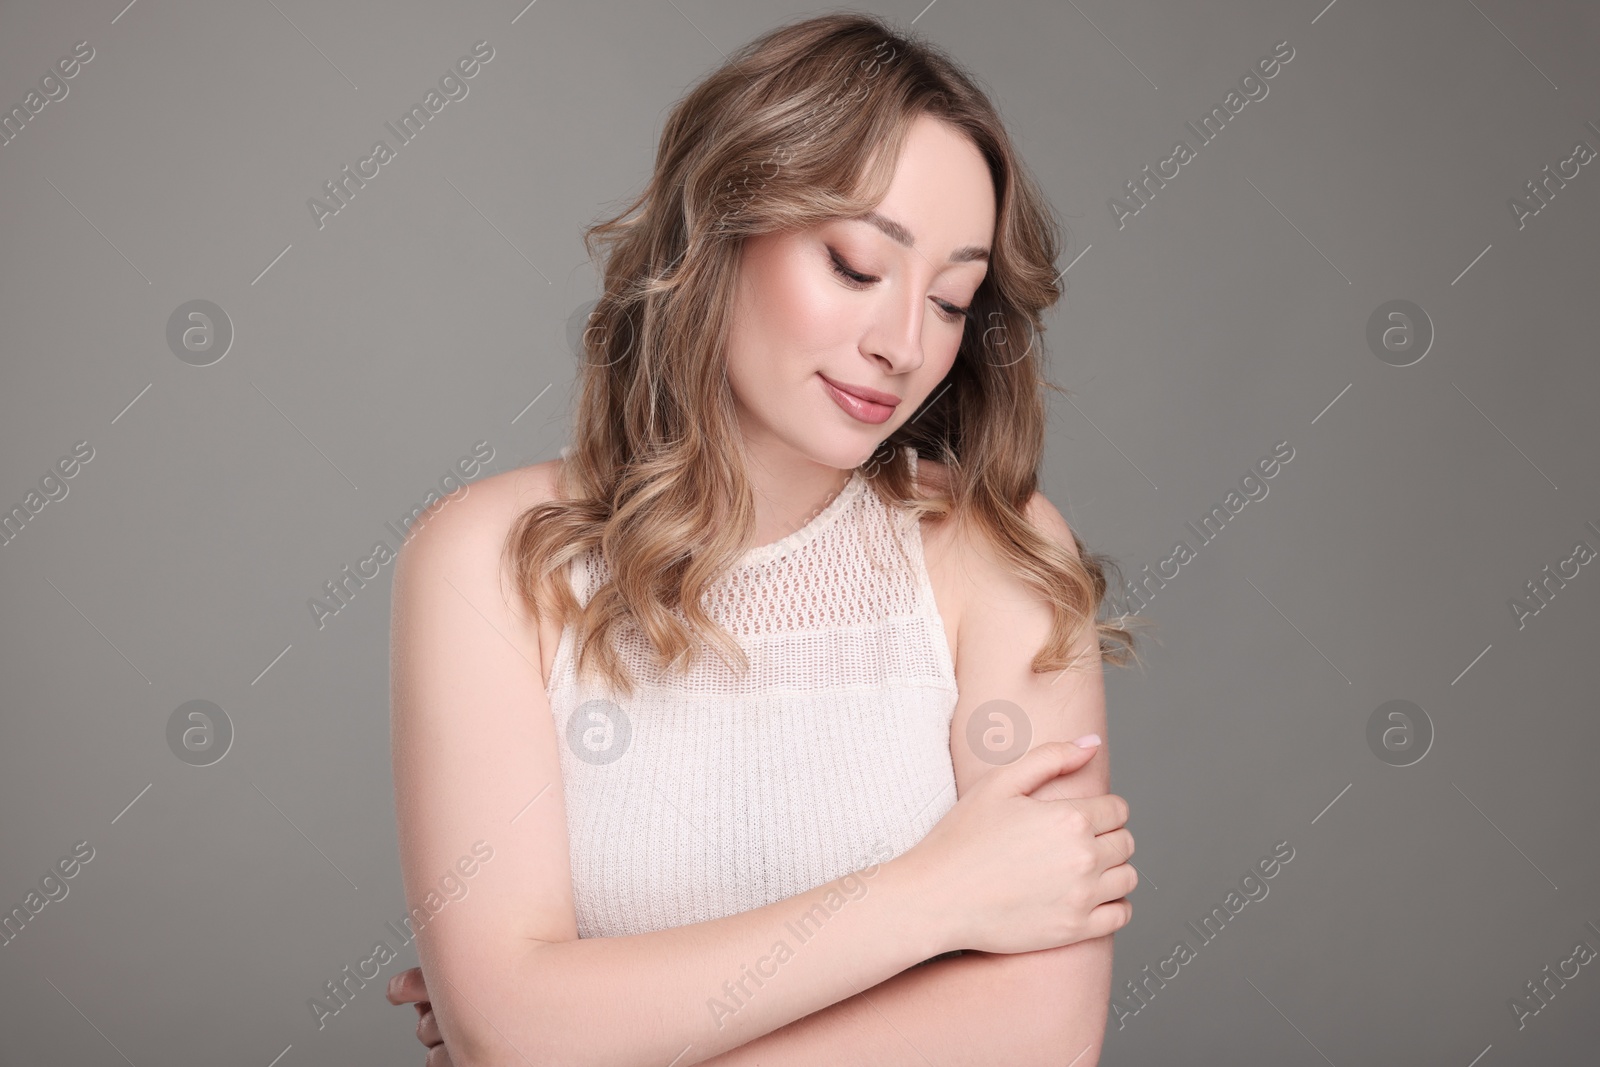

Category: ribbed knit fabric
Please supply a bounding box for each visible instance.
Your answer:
[544,446,960,939]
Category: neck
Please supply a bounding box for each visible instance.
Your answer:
[745,458,854,549]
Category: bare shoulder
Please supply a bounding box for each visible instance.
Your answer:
[1019,487,1083,559]
[392,458,566,628]
[914,458,1082,651]
[453,458,565,526]
[400,459,563,554]
[915,456,1080,573]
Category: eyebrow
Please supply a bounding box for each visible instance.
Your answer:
[857,210,990,264]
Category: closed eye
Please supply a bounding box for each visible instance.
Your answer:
[827,248,971,325]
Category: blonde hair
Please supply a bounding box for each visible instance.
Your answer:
[506,11,1146,697]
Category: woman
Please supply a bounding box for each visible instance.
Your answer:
[386,12,1144,1065]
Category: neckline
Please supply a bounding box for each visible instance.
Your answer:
[737,468,867,567]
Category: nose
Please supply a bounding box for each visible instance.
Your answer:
[861,284,928,374]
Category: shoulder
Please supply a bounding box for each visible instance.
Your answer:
[933,472,1108,797]
[391,458,566,610]
[1020,487,1082,560]
[403,459,562,549]
[914,457,1081,643]
[915,456,1081,579]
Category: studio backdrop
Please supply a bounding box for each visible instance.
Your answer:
[2,0,1597,1063]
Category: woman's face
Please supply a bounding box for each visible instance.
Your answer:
[725,113,996,473]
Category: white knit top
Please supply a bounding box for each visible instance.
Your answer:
[544,447,960,939]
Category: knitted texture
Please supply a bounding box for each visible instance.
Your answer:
[544,447,960,938]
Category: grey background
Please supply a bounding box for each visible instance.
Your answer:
[2,0,1597,1063]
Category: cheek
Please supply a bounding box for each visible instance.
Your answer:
[926,342,961,384]
[752,251,850,354]
[726,356,779,413]
[901,344,961,410]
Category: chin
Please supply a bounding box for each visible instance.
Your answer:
[769,431,865,472]
[827,438,887,471]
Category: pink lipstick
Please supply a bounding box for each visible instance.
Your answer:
[819,373,899,425]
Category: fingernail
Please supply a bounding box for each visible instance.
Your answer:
[1072,733,1102,748]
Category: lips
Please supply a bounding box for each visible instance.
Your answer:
[819,373,899,425]
[819,374,900,407]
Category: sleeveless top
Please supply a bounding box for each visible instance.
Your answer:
[543,446,961,939]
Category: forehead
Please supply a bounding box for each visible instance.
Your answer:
[867,115,996,251]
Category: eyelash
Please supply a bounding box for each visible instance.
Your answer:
[828,250,971,325]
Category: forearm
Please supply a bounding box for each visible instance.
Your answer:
[694,938,1112,1067]
[440,851,952,1067]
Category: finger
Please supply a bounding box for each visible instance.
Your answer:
[1083,897,1134,940]
[1003,738,1101,797]
[1026,769,1095,801]
[1094,827,1135,865]
[418,1007,443,1048]
[386,966,427,1006]
[1091,856,1140,904]
[1045,791,1129,833]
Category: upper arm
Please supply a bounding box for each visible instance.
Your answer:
[388,464,576,1058]
[948,490,1109,802]
[944,489,1114,1056]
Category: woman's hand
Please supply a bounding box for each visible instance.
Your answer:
[386,967,455,1066]
[382,740,1132,1055]
[900,737,1136,956]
